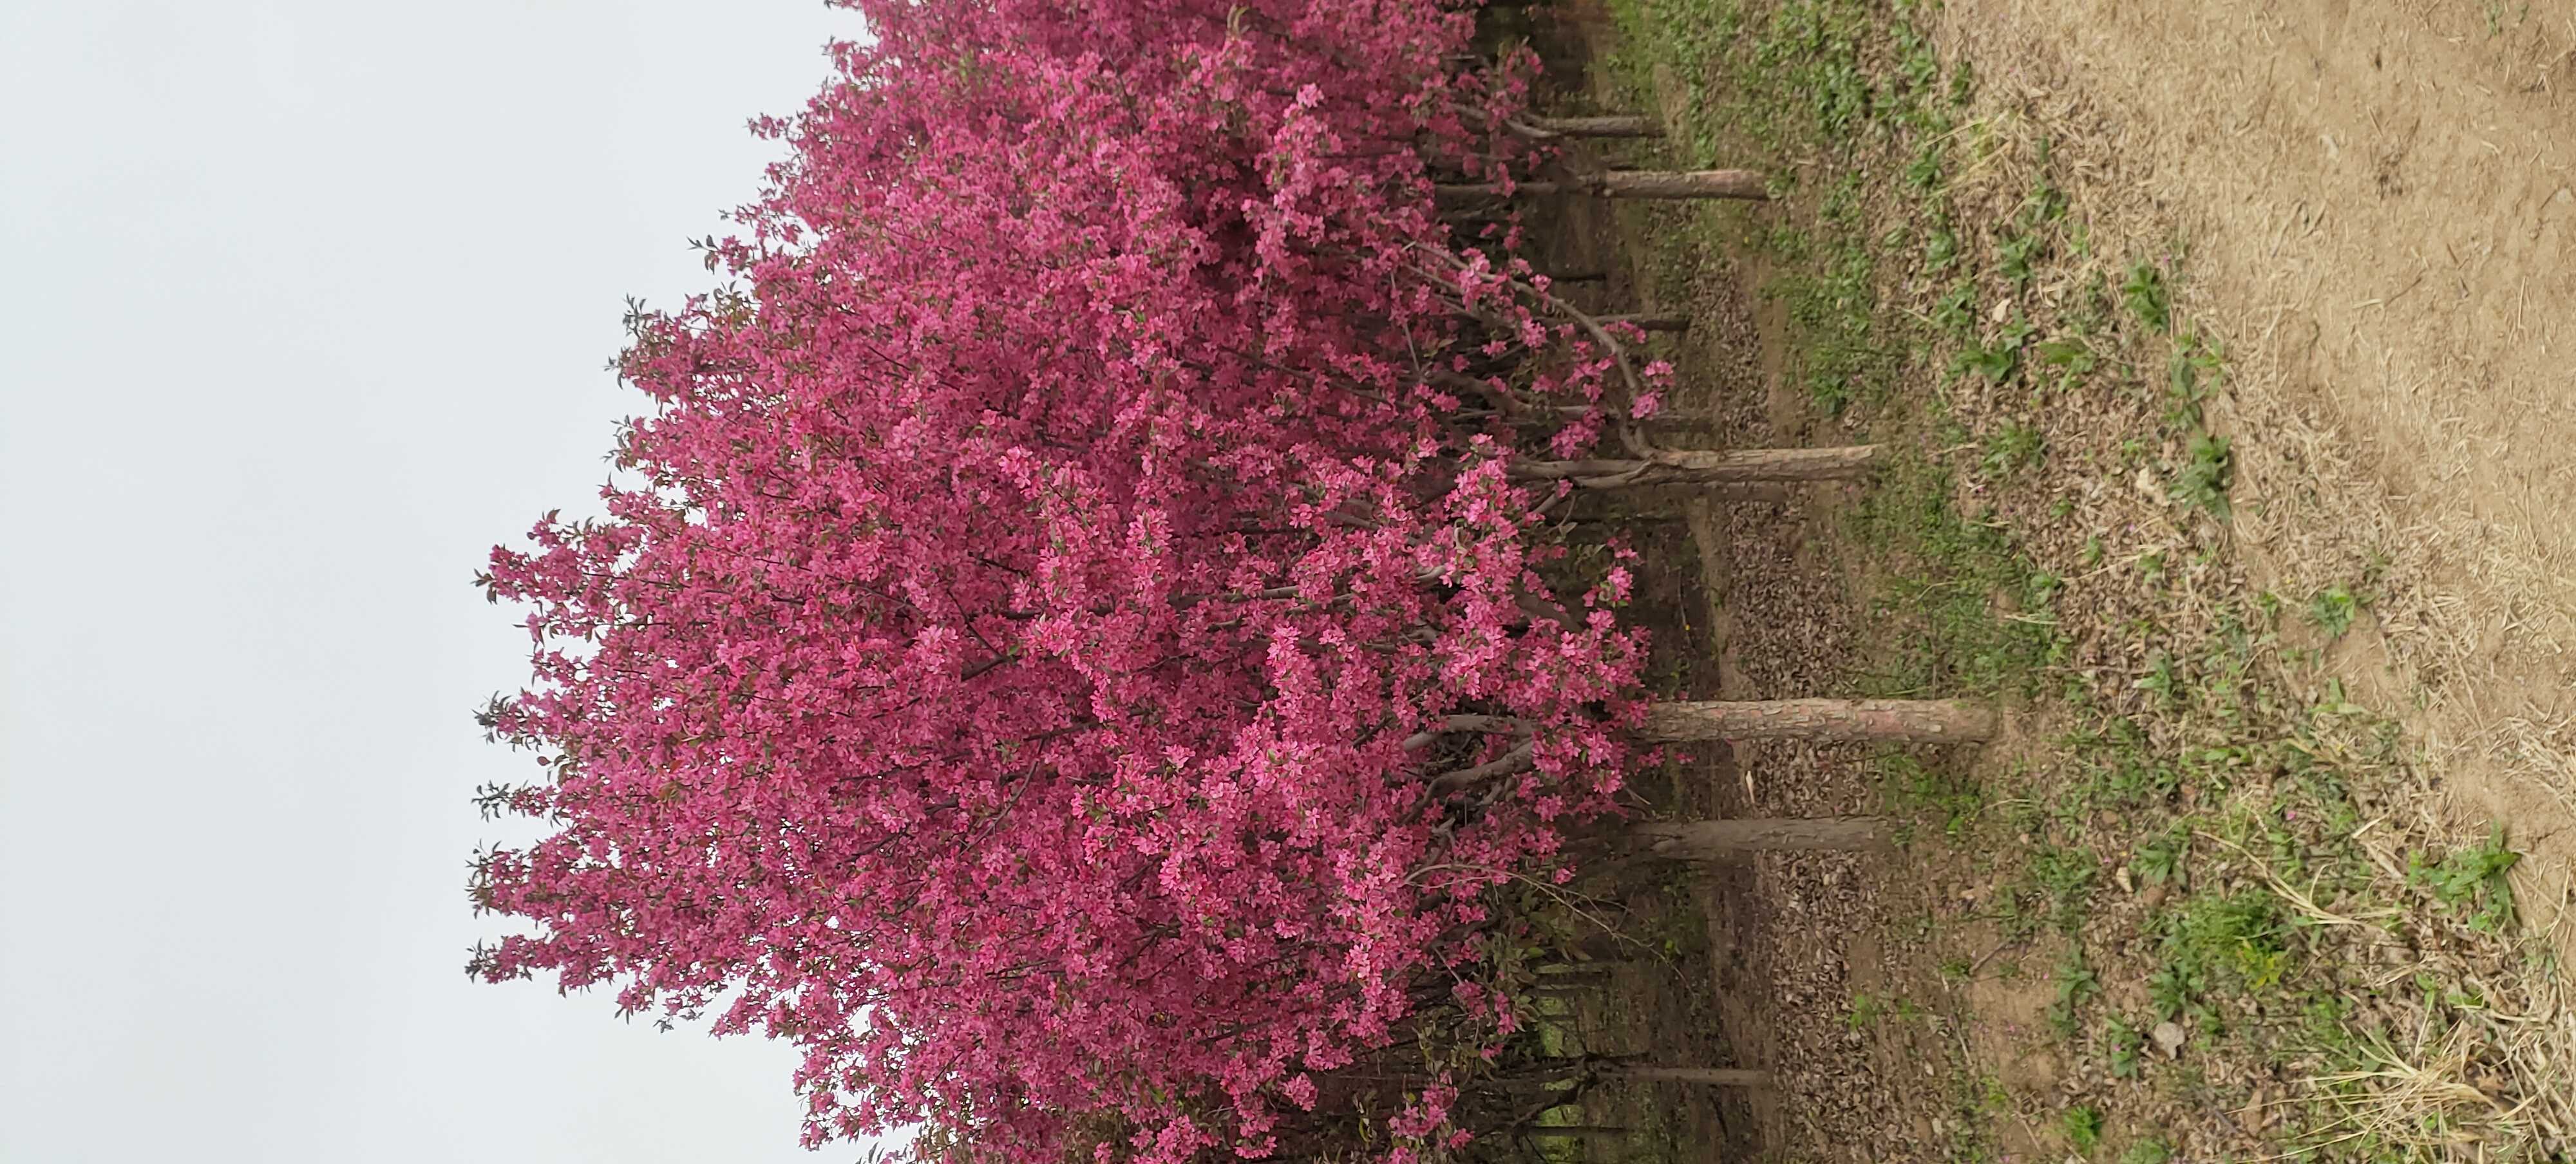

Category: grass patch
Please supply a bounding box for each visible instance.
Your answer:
[1847,449,2062,700]
[1586,0,2569,1155]
[2170,432,2233,518]
[2120,261,2170,333]
[2117,1138,2172,1164]
[2304,583,2364,639]
[2408,827,2520,934]
[1878,749,1984,841]
[2060,1105,2105,1154]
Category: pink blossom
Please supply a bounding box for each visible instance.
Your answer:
[469,3,1658,1162]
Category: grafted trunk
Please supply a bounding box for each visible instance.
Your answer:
[1511,446,1881,487]
[1631,818,1889,857]
[1638,698,1998,742]
[1438,169,1769,202]
[1605,1065,1770,1087]
[1525,115,1662,138]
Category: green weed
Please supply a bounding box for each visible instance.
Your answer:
[2171,433,2232,518]
[1931,279,1977,337]
[2049,948,2099,1037]
[2018,845,2098,935]
[2119,1138,2172,1164]
[2133,652,2180,708]
[2121,261,2170,333]
[2061,1105,2104,1154]
[1848,990,1884,1028]
[2409,827,2521,934]
[2304,585,2363,639]
[2032,330,2100,377]
[2104,1016,2143,1079]
[1980,422,2044,480]
[2132,828,2188,887]
[2151,888,2291,1021]
[1879,751,1984,839]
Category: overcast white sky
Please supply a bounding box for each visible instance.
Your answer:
[0,3,879,1160]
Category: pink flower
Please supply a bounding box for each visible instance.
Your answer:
[471,7,1651,1163]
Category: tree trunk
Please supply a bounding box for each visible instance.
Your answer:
[1631,818,1888,858]
[1600,314,1691,333]
[1523,1125,1631,1140]
[1510,446,1880,487]
[1525,115,1662,138]
[1638,698,1998,742]
[1428,742,1534,794]
[1558,931,1633,963]
[1438,169,1768,202]
[1684,482,1790,505]
[1604,1065,1770,1087]
[1537,962,1617,981]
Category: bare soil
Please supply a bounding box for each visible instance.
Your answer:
[1931,0,2576,959]
[1493,0,2576,1160]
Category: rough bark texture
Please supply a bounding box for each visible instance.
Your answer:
[1600,314,1692,333]
[1551,482,1792,505]
[1437,169,1770,202]
[1526,115,1662,138]
[1641,445,1880,478]
[1591,169,1768,199]
[1428,742,1534,793]
[1631,817,1889,857]
[1638,698,1998,742]
[1605,1066,1770,1087]
[1510,446,1881,487]
[1400,713,1528,751]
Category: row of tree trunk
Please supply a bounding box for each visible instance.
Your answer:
[1438,105,2002,1127]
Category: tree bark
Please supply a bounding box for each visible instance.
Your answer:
[1637,698,1998,742]
[1671,482,1790,505]
[1600,314,1691,333]
[1401,713,1529,752]
[1522,1125,1631,1139]
[1640,446,1880,477]
[1524,115,1662,138]
[1631,818,1889,857]
[1428,742,1534,794]
[1437,169,1768,202]
[1604,1065,1770,1087]
[1510,446,1881,487]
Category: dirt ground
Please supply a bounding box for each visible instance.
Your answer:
[1929,0,2576,959]
[1489,0,2576,1159]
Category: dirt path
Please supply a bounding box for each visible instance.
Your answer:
[1931,0,2576,950]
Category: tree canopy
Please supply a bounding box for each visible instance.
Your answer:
[472,3,1709,1162]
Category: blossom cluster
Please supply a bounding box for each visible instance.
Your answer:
[471,2,1662,1161]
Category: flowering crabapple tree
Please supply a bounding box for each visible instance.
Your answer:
[465,2,1989,1163]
